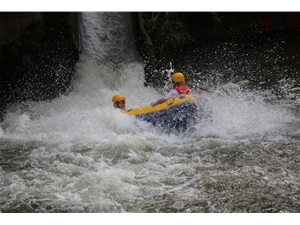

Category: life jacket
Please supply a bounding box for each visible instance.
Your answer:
[175,84,191,95]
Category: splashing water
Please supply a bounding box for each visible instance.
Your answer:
[0,12,300,213]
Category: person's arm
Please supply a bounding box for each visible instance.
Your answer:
[151,90,179,106]
[151,98,167,106]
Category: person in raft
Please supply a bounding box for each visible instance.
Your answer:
[112,94,126,110]
[151,72,191,106]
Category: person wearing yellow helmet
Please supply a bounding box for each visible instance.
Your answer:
[151,72,191,106]
[112,94,126,110]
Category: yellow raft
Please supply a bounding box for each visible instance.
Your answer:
[123,95,206,132]
[123,95,195,116]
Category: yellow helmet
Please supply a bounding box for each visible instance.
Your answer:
[172,72,185,83]
[112,94,126,103]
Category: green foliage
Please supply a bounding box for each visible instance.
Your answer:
[143,12,194,58]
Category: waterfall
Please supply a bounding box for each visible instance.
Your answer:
[80,12,140,65]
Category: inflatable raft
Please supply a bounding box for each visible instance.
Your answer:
[123,95,210,132]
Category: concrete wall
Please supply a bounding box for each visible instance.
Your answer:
[70,12,82,53]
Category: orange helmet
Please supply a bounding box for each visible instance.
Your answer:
[112,94,126,103]
[172,72,185,83]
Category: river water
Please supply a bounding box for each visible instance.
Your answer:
[0,12,300,213]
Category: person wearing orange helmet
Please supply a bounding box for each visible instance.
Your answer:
[151,72,191,106]
[112,94,126,110]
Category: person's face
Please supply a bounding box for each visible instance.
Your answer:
[119,101,126,110]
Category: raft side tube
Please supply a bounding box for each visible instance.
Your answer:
[123,95,195,117]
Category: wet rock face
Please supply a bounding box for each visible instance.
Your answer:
[0,13,79,118]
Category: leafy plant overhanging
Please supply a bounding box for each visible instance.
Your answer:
[143,12,194,59]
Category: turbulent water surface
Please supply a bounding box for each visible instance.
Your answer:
[0,12,300,213]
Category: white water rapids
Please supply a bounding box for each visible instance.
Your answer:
[0,12,300,213]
